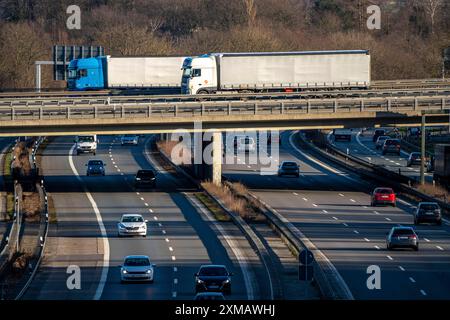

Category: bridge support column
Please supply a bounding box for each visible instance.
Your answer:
[211,131,222,186]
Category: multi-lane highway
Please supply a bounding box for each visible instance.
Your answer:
[23,135,273,300]
[327,129,434,183]
[223,131,450,299]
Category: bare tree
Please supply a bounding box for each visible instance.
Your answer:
[243,0,257,28]
[419,0,443,34]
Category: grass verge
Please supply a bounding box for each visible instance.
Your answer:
[195,192,231,222]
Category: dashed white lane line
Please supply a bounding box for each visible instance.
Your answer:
[420,290,427,296]
[173,267,178,272]
[364,238,370,242]
[302,198,308,201]
[374,245,380,250]
[117,168,121,172]
[385,217,392,221]
[332,217,339,220]
[173,278,178,284]
[424,238,430,242]
[387,255,393,261]
[409,277,416,283]
[322,210,328,214]
[171,256,176,261]
[162,230,166,234]
[149,209,154,213]
[399,266,405,271]
[144,203,149,207]
[374,211,380,215]
[140,197,145,201]
[169,247,174,252]
[158,223,162,227]
[312,204,318,207]
[343,223,349,227]
[354,230,359,234]
[339,193,345,197]
[172,292,177,298]
[350,199,356,203]
[136,192,140,195]
[154,216,158,221]
[165,238,170,242]
[69,144,109,300]
[293,192,299,196]
[436,246,444,251]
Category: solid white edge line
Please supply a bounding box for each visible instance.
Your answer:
[69,144,110,301]
[187,193,257,300]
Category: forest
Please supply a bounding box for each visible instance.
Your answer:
[0,0,449,89]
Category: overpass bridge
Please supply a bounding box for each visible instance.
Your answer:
[0,95,449,137]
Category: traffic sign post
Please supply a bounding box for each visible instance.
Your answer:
[298,249,315,298]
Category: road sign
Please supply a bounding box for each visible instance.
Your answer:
[299,265,314,281]
[299,249,314,265]
[53,45,104,81]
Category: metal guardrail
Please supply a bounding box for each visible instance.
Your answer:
[15,178,49,300]
[0,95,449,122]
[1,88,450,108]
[299,132,450,214]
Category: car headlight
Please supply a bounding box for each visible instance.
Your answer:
[122,269,127,274]
[223,279,230,284]
[196,279,204,284]
[119,223,126,229]
[100,167,104,170]
[89,167,92,170]
[136,178,141,181]
[146,269,152,274]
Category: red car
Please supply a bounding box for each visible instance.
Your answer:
[371,187,396,207]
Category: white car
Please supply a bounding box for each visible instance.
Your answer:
[117,214,147,237]
[121,135,139,146]
[120,255,155,283]
[236,136,256,153]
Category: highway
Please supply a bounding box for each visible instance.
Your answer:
[23,135,270,300]
[223,131,450,299]
[328,129,434,183]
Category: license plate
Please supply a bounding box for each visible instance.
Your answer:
[399,237,408,240]
[209,285,219,289]
[382,196,388,199]
[425,212,434,215]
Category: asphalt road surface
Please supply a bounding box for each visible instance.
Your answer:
[223,131,450,299]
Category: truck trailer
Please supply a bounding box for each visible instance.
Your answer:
[433,144,450,188]
[181,50,371,95]
[67,56,186,91]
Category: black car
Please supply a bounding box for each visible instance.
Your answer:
[407,152,422,167]
[414,202,442,225]
[194,265,233,294]
[373,129,386,142]
[86,159,106,176]
[134,170,156,188]
[277,161,300,177]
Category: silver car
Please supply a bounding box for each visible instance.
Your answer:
[386,226,419,251]
[120,255,155,283]
[375,136,389,150]
[117,214,148,237]
[121,135,139,146]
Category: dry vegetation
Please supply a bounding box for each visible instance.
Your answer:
[0,0,449,90]
[22,191,42,222]
[416,183,450,202]
[11,141,31,176]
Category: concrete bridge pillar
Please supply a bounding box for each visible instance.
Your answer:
[211,131,222,186]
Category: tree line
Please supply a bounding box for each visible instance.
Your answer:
[0,0,449,89]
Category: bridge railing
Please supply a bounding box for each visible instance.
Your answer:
[0,95,448,122]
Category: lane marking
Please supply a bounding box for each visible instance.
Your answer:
[158,223,162,227]
[374,245,380,250]
[332,216,338,220]
[350,199,356,203]
[343,223,348,227]
[354,230,359,234]
[149,209,154,213]
[385,217,392,221]
[172,292,177,298]
[144,203,149,207]
[173,279,178,284]
[312,204,318,207]
[69,144,109,300]
[364,238,370,242]
[154,216,158,221]
[162,230,166,234]
[420,290,427,296]
[436,246,444,251]
[140,197,145,201]
[322,210,328,214]
[374,211,380,215]
[293,192,299,196]
[165,238,170,242]
[409,277,416,283]
[424,238,430,242]
[339,193,345,197]
[169,247,174,252]
[302,197,308,201]
[173,267,178,272]
[399,266,405,271]
[387,255,393,261]
[171,256,176,261]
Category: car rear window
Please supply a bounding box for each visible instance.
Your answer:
[376,188,393,194]
[282,162,297,167]
[89,160,103,165]
[420,204,439,211]
[385,140,400,146]
[199,267,228,276]
[392,229,414,236]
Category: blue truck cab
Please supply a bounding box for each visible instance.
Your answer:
[67,57,106,90]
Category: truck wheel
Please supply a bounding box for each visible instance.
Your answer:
[197,89,209,95]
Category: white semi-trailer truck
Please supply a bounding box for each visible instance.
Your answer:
[68,56,186,91]
[181,50,371,95]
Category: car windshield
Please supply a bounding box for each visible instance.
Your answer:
[122,216,144,223]
[199,267,228,276]
[392,229,414,236]
[79,136,94,142]
[375,130,385,135]
[376,188,393,194]
[138,171,155,178]
[124,258,150,266]
[411,153,420,158]
[88,160,103,166]
[420,204,439,211]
